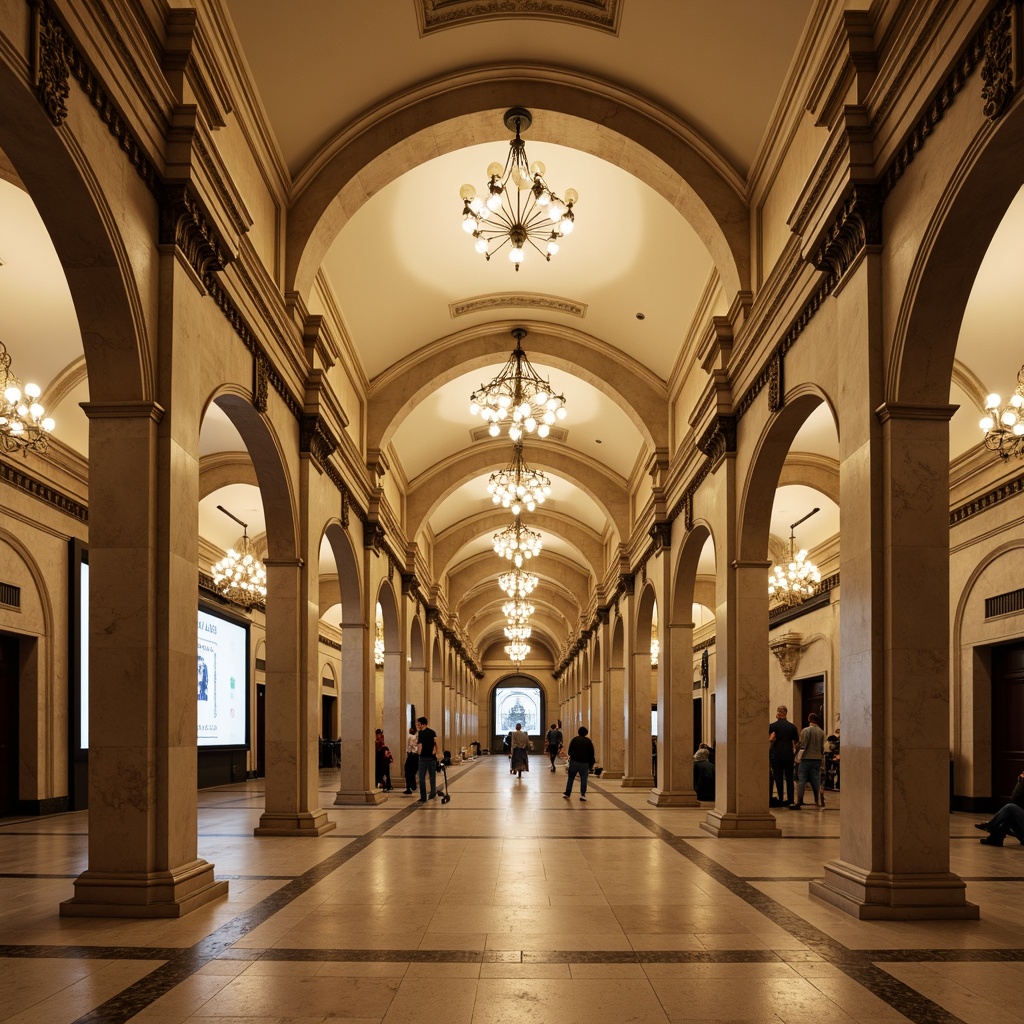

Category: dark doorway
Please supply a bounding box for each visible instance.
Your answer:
[321,695,336,740]
[992,641,1024,802]
[693,695,703,751]
[0,633,18,815]
[255,683,266,778]
[797,674,825,728]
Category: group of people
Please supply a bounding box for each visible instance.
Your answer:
[769,705,827,809]
[374,717,442,803]
[501,722,597,799]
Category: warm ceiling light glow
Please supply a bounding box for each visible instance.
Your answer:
[493,514,543,567]
[0,340,56,455]
[980,367,1024,459]
[211,505,267,610]
[768,508,821,608]
[487,441,551,515]
[499,568,538,599]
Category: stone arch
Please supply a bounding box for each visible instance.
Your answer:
[890,98,1024,404]
[0,58,149,402]
[287,70,748,304]
[370,323,667,455]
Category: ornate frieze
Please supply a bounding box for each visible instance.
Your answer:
[253,353,269,413]
[0,458,88,522]
[949,470,1024,525]
[450,293,586,319]
[29,0,71,125]
[768,351,783,413]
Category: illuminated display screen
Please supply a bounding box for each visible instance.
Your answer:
[495,685,542,736]
[197,606,249,747]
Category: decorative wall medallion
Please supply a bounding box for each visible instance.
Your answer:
[981,0,1017,121]
[450,293,586,319]
[417,0,620,35]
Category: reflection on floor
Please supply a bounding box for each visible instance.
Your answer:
[0,757,1021,1023]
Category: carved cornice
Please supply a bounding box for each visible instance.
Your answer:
[417,0,621,34]
[0,459,88,522]
[950,470,1024,525]
[814,184,882,280]
[253,353,269,413]
[696,414,737,463]
[981,0,1017,121]
[318,634,342,652]
[768,351,783,413]
[300,414,339,471]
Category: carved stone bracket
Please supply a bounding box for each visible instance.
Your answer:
[981,0,1018,121]
[30,0,71,125]
[769,632,804,681]
[299,414,338,471]
[696,414,737,463]
[401,572,419,597]
[364,520,385,552]
[650,520,672,551]
[815,184,882,282]
[618,573,634,597]
[158,183,230,280]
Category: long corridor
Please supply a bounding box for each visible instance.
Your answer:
[1,755,1022,1024]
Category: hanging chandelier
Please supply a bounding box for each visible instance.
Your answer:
[459,107,578,270]
[505,639,531,663]
[768,508,821,608]
[502,597,535,620]
[650,623,659,668]
[980,366,1024,459]
[499,568,538,599]
[504,618,532,642]
[487,442,551,514]
[211,505,267,609]
[493,515,542,566]
[470,328,567,441]
[374,609,385,667]
[0,340,56,455]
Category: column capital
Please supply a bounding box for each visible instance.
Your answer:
[81,401,165,422]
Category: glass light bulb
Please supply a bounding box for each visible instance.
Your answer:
[462,215,477,234]
[29,403,43,419]
[524,417,536,432]
[510,246,524,264]
[4,386,21,404]
[469,401,480,415]
[460,183,476,201]
[41,417,55,432]
[985,394,1002,409]
[486,192,502,212]
[487,162,504,179]
[1012,394,1024,408]
[498,394,511,409]
[537,192,550,206]
[556,407,567,420]
[546,239,559,255]
[548,202,564,221]
[529,161,546,177]
[980,415,994,431]
[560,217,574,235]
[24,383,41,399]
[1015,423,1024,436]
[509,423,522,441]
[474,237,488,253]
[537,423,549,437]
[1002,410,1019,427]
[469,196,483,214]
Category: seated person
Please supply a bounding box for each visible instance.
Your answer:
[976,770,1024,846]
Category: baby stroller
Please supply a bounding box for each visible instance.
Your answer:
[436,752,451,804]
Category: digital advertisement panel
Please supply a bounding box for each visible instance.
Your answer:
[197,607,249,747]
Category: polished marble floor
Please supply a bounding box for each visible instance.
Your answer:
[1,756,1022,1023]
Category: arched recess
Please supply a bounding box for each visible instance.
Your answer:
[287,71,748,303]
[605,613,626,778]
[490,670,551,737]
[0,60,149,402]
[376,580,401,758]
[370,324,667,455]
[890,99,1024,405]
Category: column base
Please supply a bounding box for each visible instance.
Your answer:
[700,810,782,838]
[809,859,979,920]
[254,809,337,836]
[648,788,699,807]
[60,858,228,918]
[600,770,624,780]
[620,775,654,788]
[334,789,388,806]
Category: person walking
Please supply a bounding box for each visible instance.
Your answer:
[793,712,826,808]
[545,722,563,772]
[768,705,799,807]
[563,726,596,801]
[509,722,530,779]
[402,725,419,794]
[415,716,438,803]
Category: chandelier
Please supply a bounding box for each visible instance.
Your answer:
[211,505,267,609]
[493,515,542,566]
[768,508,821,608]
[459,107,578,270]
[502,597,535,620]
[505,639,531,663]
[470,328,567,441]
[504,619,532,642]
[650,622,659,668]
[499,568,538,599]
[980,367,1024,459]
[488,442,551,514]
[0,340,56,455]
[374,607,385,667]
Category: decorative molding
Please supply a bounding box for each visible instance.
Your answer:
[299,414,338,471]
[981,0,1017,121]
[158,184,230,280]
[401,572,420,597]
[364,520,385,552]
[318,634,342,652]
[449,292,586,318]
[769,632,804,681]
[618,572,634,597]
[29,0,71,125]
[768,351,783,413]
[417,0,620,35]
[949,470,1024,525]
[0,459,88,522]
[814,184,882,280]
[693,635,716,654]
[649,521,671,551]
[253,353,269,413]
[696,414,737,463]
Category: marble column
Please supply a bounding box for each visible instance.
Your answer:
[622,650,654,788]
[256,555,335,835]
[335,620,382,805]
[810,399,976,918]
[702,458,781,838]
[63,402,227,917]
[650,619,699,806]
[604,664,626,780]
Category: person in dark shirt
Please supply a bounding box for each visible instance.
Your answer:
[545,723,563,772]
[415,716,438,803]
[562,726,596,801]
[976,770,1024,846]
[768,705,800,807]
